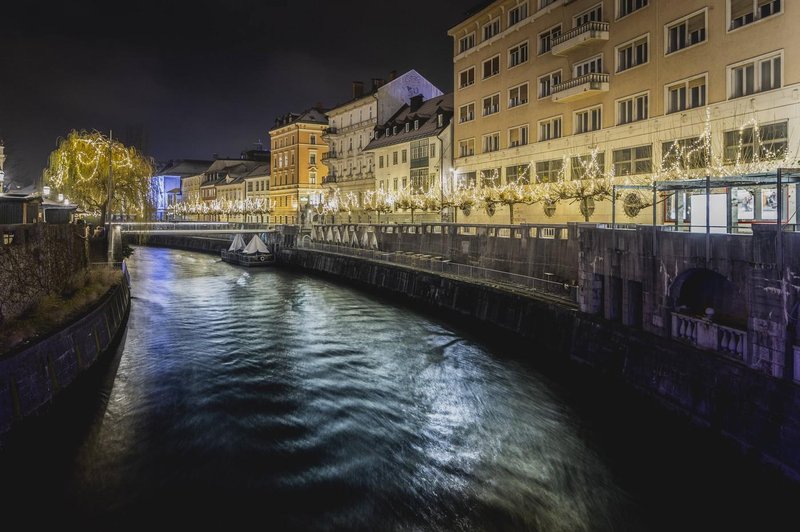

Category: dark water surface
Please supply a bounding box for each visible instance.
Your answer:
[1,246,797,531]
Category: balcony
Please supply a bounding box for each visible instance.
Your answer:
[551,21,609,56]
[551,73,609,103]
[672,312,747,361]
[322,175,337,184]
[322,126,338,137]
[322,151,339,162]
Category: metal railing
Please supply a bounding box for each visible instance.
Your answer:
[552,21,609,47]
[114,222,272,233]
[298,240,578,304]
[552,73,609,94]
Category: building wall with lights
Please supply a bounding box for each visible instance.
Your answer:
[269,108,329,225]
[448,0,799,225]
[366,94,455,223]
[323,71,444,222]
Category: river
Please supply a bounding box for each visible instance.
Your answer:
[0,246,797,531]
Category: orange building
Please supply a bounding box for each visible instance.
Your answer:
[269,108,329,225]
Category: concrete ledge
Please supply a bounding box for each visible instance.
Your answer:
[0,272,131,436]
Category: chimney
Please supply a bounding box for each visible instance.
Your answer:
[388,70,397,81]
[353,81,364,99]
[410,94,424,113]
[371,78,385,92]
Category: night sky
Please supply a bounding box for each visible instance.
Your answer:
[0,0,471,186]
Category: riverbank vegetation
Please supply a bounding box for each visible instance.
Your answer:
[0,268,122,355]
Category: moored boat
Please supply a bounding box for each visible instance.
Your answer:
[221,234,275,267]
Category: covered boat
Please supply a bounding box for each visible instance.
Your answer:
[221,234,274,267]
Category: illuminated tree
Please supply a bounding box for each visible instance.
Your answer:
[45,130,155,223]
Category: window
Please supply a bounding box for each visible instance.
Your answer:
[575,3,602,27]
[430,143,436,157]
[310,134,316,145]
[309,152,317,165]
[483,133,500,153]
[539,25,561,54]
[613,145,652,175]
[379,155,384,168]
[509,41,529,68]
[483,18,500,41]
[617,35,648,72]
[571,153,605,179]
[729,0,781,30]
[538,116,562,141]
[414,120,419,130]
[393,152,398,165]
[459,33,476,53]
[508,83,529,108]
[483,55,500,79]
[509,125,529,147]
[393,178,398,191]
[459,103,475,123]
[729,52,782,98]
[506,164,530,184]
[402,150,407,163]
[535,159,563,183]
[666,11,706,54]
[456,172,477,189]
[247,182,253,192]
[617,92,648,124]
[459,139,476,157]
[309,171,317,184]
[618,0,647,18]
[661,137,707,170]
[481,168,501,188]
[574,106,602,134]
[538,70,562,98]
[509,2,528,26]
[410,168,430,193]
[574,55,603,77]
[723,121,787,163]
[459,67,475,89]
[667,75,706,113]
[483,94,500,116]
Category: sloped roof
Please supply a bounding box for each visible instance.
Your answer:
[271,107,329,131]
[364,93,454,151]
[156,159,213,177]
[242,163,270,179]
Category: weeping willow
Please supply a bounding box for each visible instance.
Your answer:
[44,130,156,222]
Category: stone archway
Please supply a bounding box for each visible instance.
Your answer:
[669,268,747,327]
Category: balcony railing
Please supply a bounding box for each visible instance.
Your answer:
[322,151,338,161]
[672,312,747,360]
[551,73,609,103]
[551,21,609,56]
[322,175,337,184]
[323,126,338,136]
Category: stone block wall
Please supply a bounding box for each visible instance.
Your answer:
[0,224,88,326]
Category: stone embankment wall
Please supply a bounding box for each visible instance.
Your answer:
[0,267,131,435]
[0,224,88,326]
[126,233,231,254]
[311,223,580,281]
[281,248,800,481]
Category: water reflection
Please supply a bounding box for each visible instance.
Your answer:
[0,246,795,530]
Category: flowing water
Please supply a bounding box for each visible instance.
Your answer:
[0,246,797,530]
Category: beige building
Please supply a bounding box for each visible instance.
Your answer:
[269,109,328,225]
[323,71,443,222]
[448,0,799,225]
[365,93,455,223]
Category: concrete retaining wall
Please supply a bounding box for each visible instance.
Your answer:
[281,248,800,481]
[0,269,131,435]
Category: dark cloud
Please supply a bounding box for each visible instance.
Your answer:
[0,0,468,185]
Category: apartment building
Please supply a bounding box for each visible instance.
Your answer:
[269,108,329,225]
[448,0,798,225]
[365,93,454,223]
[323,70,442,222]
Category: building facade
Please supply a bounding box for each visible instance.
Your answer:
[323,71,443,222]
[269,109,329,225]
[448,0,798,225]
[365,93,455,223]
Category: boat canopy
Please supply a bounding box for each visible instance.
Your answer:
[242,234,270,254]
[228,234,246,252]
